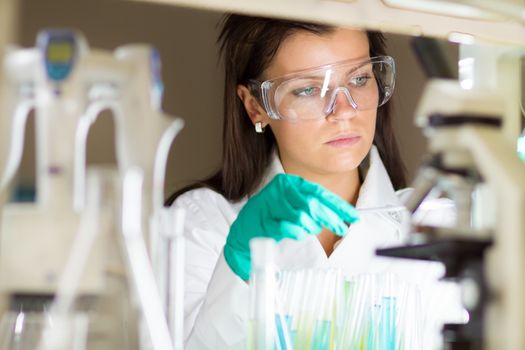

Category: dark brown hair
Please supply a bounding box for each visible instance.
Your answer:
[166,14,406,205]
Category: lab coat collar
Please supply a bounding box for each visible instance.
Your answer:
[355,147,401,209]
[256,145,402,209]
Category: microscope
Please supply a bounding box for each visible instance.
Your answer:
[378,37,525,350]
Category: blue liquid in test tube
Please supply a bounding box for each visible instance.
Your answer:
[310,320,332,350]
[380,297,396,350]
[275,314,293,350]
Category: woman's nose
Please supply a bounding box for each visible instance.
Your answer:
[324,87,358,121]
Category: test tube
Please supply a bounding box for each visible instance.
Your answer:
[286,270,302,346]
[249,238,277,350]
[310,271,331,349]
[518,127,525,163]
[379,275,397,350]
[168,207,186,350]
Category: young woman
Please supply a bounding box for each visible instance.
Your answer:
[168,14,461,349]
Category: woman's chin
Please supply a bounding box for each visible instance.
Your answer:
[311,157,361,175]
[322,150,367,172]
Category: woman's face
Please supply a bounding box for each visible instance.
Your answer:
[261,29,376,178]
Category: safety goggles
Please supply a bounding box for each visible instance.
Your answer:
[248,56,395,121]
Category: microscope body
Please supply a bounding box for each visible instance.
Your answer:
[380,77,525,349]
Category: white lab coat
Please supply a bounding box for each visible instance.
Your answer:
[172,146,463,350]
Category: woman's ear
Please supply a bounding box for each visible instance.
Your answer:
[237,84,269,128]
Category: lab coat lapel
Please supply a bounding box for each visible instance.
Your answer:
[328,147,405,276]
[355,146,400,209]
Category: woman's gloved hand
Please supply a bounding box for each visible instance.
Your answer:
[224,173,360,281]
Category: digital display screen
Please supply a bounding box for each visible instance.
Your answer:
[47,42,73,64]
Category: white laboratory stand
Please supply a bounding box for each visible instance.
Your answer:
[0,28,185,349]
[134,0,525,45]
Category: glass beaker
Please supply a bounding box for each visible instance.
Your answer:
[0,310,88,350]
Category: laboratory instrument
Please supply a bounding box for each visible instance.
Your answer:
[378,35,525,350]
[249,240,448,349]
[0,28,185,349]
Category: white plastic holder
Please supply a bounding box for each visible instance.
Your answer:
[122,168,174,350]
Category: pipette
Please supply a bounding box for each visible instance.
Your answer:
[357,205,408,213]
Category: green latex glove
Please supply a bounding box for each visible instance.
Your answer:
[224,173,360,281]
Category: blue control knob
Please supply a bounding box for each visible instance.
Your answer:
[150,48,164,110]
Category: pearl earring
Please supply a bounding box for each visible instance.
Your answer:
[255,122,265,133]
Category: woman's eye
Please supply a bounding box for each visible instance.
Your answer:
[349,75,371,87]
[293,86,319,97]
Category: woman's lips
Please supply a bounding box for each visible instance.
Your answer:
[325,135,361,147]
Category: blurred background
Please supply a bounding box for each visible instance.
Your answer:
[12,0,458,197]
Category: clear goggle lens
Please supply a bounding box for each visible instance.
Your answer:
[252,56,395,121]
